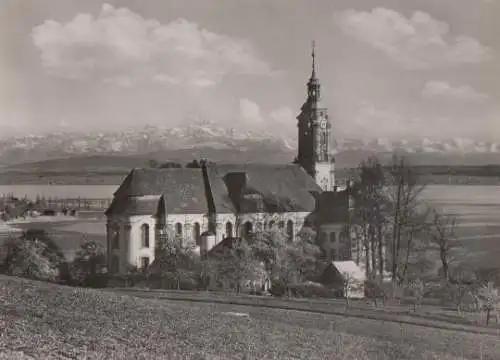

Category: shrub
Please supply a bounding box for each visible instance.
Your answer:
[1,236,58,282]
[291,282,338,299]
[365,277,390,307]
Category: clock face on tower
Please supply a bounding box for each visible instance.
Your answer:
[320,120,327,129]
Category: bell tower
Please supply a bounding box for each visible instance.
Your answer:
[296,41,335,191]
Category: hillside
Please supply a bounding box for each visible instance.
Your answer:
[2,153,500,186]
[1,275,500,359]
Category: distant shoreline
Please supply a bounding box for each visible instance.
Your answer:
[0,165,499,186]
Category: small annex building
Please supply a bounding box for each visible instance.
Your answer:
[319,260,366,299]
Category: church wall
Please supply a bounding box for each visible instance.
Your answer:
[107,213,212,273]
[236,211,310,241]
[215,213,237,243]
[164,213,210,248]
[106,214,156,273]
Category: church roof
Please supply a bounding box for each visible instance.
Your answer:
[106,163,322,216]
[208,163,321,213]
[106,168,208,215]
[107,195,162,216]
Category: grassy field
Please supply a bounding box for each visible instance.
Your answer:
[1,275,500,359]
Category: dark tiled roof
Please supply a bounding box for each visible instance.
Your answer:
[207,163,320,213]
[110,195,163,216]
[204,165,237,214]
[106,163,322,216]
[107,168,208,215]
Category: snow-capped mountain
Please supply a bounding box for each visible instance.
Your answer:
[0,121,499,168]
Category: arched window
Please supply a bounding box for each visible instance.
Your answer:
[141,224,150,248]
[286,220,294,242]
[175,223,183,237]
[193,222,201,246]
[243,222,253,238]
[225,222,233,238]
[269,220,275,229]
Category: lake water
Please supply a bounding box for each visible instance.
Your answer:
[0,185,119,199]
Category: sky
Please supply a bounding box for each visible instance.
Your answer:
[0,0,498,141]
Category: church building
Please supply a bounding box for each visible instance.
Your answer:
[105,43,362,277]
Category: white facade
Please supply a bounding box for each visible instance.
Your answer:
[108,208,311,273]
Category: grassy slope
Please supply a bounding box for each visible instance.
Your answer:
[1,276,500,359]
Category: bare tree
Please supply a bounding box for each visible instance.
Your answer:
[342,271,354,309]
[351,155,428,285]
[385,155,427,285]
[476,281,500,325]
[427,209,461,283]
[350,156,388,279]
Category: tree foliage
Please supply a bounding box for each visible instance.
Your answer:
[149,230,198,289]
[212,238,264,293]
[71,239,107,287]
[252,227,320,296]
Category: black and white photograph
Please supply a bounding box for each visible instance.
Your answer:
[0,1,499,359]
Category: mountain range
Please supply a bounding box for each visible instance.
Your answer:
[1,121,499,171]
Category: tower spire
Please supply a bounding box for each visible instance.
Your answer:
[311,40,316,79]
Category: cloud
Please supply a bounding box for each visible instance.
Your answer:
[270,107,294,125]
[239,98,264,123]
[347,101,449,139]
[32,3,273,87]
[239,99,296,136]
[422,81,489,102]
[334,8,492,69]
